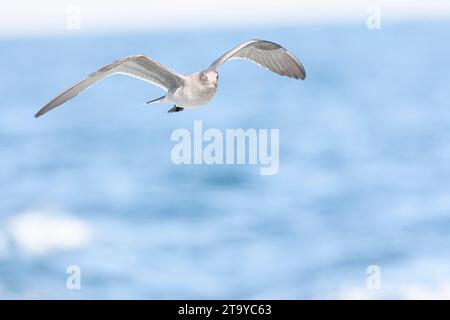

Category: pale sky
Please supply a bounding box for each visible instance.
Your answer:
[1,0,449,37]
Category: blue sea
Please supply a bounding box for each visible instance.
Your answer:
[1,22,450,299]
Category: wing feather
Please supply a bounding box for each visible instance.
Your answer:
[209,39,306,80]
[35,55,183,118]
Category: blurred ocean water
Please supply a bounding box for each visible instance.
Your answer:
[1,22,450,299]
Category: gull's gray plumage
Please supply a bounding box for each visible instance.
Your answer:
[35,39,305,118]
[209,39,306,80]
[35,55,184,118]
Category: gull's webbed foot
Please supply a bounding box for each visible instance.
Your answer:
[168,105,184,113]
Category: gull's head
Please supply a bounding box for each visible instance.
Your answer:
[199,70,218,88]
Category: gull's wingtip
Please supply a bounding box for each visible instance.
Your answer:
[34,108,46,118]
[297,66,306,80]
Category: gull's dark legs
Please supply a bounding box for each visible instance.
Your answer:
[168,105,184,113]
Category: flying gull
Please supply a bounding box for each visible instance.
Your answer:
[35,39,306,118]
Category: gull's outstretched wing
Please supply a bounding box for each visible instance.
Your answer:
[209,39,306,80]
[35,55,184,118]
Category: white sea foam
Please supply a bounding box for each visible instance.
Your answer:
[8,210,92,256]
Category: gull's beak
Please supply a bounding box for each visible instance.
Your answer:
[211,80,217,88]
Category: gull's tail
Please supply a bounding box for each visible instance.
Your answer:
[145,95,167,105]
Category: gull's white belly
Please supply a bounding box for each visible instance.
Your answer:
[167,77,217,108]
